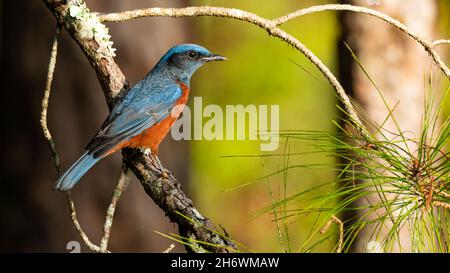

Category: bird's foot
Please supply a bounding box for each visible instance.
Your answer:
[140,148,151,156]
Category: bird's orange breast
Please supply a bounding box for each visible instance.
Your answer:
[121,81,190,155]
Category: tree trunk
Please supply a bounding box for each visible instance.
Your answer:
[339,0,438,252]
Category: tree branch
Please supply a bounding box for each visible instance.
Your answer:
[42,0,127,108]
[42,0,237,253]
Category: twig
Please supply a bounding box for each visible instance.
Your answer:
[273,4,450,78]
[320,215,343,253]
[64,192,103,252]
[39,24,103,253]
[433,201,450,209]
[431,39,450,47]
[99,162,130,252]
[40,25,62,176]
[439,191,450,198]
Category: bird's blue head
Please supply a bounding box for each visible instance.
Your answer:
[155,44,226,82]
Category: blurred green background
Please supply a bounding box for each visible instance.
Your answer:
[191,0,338,252]
[190,0,449,252]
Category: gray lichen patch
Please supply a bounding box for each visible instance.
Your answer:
[68,1,116,57]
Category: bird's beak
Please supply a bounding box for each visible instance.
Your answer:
[203,54,227,62]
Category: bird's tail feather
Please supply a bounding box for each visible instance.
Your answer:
[54,152,99,191]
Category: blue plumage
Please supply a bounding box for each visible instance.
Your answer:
[54,152,99,191]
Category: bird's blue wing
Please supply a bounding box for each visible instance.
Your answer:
[86,84,182,158]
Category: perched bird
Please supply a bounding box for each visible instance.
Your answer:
[54,44,226,191]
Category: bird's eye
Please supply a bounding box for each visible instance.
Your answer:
[187,51,198,59]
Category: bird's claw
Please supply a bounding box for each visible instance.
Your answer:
[140,148,151,156]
